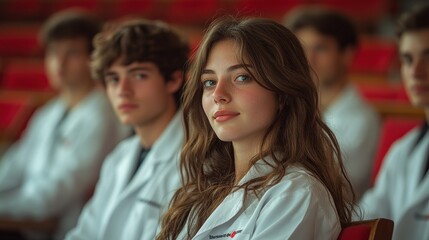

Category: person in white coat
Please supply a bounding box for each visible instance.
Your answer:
[65,19,189,240]
[285,7,381,200]
[157,17,356,240]
[360,5,429,239]
[0,10,128,240]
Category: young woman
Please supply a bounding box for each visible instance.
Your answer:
[157,17,355,240]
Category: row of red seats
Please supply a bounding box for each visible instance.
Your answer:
[0,0,391,24]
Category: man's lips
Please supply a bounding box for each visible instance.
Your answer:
[118,103,138,111]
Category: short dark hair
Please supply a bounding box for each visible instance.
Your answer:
[39,9,101,53]
[396,5,429,38]
[91,19,189,107]
[285,7,358,50]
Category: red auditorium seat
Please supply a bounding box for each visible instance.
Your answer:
[234,0,305,20]
[371,117,422,184]
[163,0,223,24]
[338,218,394,240]
[315,0,389,23]
[47,0,102,16]
[0,26,41,57]
[356,84,409,103]
[0,0,45,20]
[108,0,157,19]
[0,96,37,142]
[351,38,397,76]
[1,59,53,92]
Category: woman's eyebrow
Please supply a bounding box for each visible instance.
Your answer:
[202,64,253,74]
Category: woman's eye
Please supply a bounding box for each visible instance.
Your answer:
[236,75,251,82]
[202,80,216,88]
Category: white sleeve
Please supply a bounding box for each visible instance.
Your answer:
[340,110,381,199]
[64,153,117,240]
[0,110,44,193]
[252,186,341,240]
[0,110,119,219]
[358,141,401,220]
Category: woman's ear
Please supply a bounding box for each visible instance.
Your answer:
[166,70,184,94]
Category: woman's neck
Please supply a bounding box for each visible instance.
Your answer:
[232,138,263,184]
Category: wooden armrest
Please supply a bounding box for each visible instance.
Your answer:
[0,218,58,232]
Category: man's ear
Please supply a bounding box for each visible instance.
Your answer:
[166,70,184,93]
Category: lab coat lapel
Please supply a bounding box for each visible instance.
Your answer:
[32,100,67,174]
[119,112,184,199]
[115,137,142,194]
[193,188,245,240]
[409,133,429,206]
[410,170,429,212]
[193,161,275,239]
[122,151,159,197]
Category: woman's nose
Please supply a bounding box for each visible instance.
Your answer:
[213,79,231,104]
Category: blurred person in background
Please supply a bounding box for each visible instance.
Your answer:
[360,5,429,239]
[0,9,128,240]
[285,7,381,200]
[65,18,189,240]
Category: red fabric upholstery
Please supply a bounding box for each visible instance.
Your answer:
[356,84,409,103]
[164,0,223,24]
[1,59,53,92]
[109,0,157,19]
[351,39,397,75]
[234,0,304,20]
[0,27,40,57]
[371,117,422,184]
[0,96,37,141]
[315,0,389,22]
[338,225,371,240]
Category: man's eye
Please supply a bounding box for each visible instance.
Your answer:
[105,76,119,85]
[134,73,147,80]
[400,55,412,65]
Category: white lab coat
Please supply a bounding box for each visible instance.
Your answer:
[178,161,341,240]
[360,124,429,240]
[0,89,129,239]
[324,84,381,199]
[65,112,184,240]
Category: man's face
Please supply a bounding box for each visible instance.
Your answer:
[399,29,429,108]
[295,27,348,88]
[45,37,92,90]
[104,60,178,128]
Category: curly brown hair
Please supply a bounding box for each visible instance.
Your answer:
[91,18,189,106]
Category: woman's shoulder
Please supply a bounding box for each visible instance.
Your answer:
[263,166,332,202]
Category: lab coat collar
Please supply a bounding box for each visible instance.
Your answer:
[121,111,184,196]
[194,158,276,239]
[409,131,429,207]
[57,89,105,134]
[323,84,360,120]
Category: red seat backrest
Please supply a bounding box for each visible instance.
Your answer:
[0,96,37,141]
[1,59,53,92]
[371,117,422,184]
[338,218,394,240]
[338,225,371,240]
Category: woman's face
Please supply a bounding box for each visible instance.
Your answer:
[201,39,278,149]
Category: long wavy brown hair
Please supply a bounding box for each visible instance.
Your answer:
[157,16,355,240]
